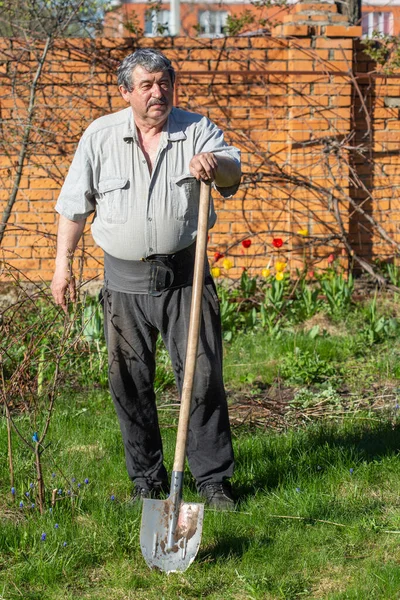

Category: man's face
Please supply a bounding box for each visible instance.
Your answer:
[119,65,173,127]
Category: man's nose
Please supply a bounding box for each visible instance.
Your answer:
[151,84,163,98]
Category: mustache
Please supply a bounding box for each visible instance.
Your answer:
[147,98,167,107]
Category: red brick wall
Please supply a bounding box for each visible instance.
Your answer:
[1,21,399,283]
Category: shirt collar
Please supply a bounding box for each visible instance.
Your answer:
[166,108,187,142]
[122,107,186,143]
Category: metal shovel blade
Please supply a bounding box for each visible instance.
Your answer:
[140,497,204,573]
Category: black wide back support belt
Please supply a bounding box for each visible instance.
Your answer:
[104,243,209,296]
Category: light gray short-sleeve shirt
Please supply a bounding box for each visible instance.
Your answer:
[55,107,241,261]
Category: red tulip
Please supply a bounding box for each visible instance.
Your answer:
[327,254,335,264]
[242,239,252,249]
[214,252,224,262]
[272,238,283,249]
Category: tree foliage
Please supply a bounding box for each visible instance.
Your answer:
[0,0,110,38]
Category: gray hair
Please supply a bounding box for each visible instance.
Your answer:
[117,49,175,92]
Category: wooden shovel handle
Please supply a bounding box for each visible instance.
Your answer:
[172,181,211,473]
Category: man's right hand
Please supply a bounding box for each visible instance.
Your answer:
[51,215,86,313]
[51,268,76,314]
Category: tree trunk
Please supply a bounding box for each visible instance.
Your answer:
[336,0,362,25]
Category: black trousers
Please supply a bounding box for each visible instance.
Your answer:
[102,278,234,490]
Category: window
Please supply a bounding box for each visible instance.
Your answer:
[144,9,169,36]
[198,10,228,37]
[362,11,393,37]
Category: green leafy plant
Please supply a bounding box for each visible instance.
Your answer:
[281,346,339,385]
[361,294,399,346]
[260,278,290,336]
[362,33,400,74]
[292,278,322,322]
[218,285,245,342]
[225,10,255,36]
[319,269,354,316]
[239,269,258,298]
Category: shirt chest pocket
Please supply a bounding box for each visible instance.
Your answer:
[170,174,200,222]
[97,177,129,224]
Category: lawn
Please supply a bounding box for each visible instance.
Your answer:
[2,390,400,600]
[2,272,400,599]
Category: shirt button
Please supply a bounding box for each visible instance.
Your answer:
[149,247,154,252]
[148,217,152,222]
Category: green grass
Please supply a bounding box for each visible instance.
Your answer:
[3,386,400,599]
[4,293,400,600]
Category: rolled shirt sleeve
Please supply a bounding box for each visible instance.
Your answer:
[195,117,241,198]
[55,137,96,222]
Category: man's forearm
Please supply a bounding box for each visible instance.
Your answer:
[55,215,86,271]
[214,155,241,188]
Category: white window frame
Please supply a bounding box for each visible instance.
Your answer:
[198,10,228,37]
[362,11,394,37]
[144,8,170,36]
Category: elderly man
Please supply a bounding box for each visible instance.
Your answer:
[51,49,241,509]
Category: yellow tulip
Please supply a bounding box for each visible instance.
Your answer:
[222,258,233,270]
[211,267,221,278]
[275,272,284,281]
[297,229,309,236]
[275,261,286,273]
[261,268,270,278]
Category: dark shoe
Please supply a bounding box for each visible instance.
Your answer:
[199,482,235,511]
[130,482,169,504]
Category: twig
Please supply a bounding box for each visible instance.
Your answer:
[382,530,400,534]
[268,514,346,527]
[1,358,15,498]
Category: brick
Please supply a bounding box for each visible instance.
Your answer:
[288,60,314,71]
[29,178,61,190]
[16,212,55,224]
[267,50,288,61]
[315,38,353,49]
[324,25,363,37]
[273,24,310,37]
[250,38,283,50]
[8,258,40,270]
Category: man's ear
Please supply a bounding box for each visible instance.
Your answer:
[119,85,131,102]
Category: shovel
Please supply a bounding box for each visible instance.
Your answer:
[140,180,211,573]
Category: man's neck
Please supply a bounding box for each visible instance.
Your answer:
[134,114,168,138]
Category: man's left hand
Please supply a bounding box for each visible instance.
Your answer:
[189,152,218,182]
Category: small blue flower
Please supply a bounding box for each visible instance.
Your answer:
[350,468,354,475]
[295,487,301,493]
[49,508,53,513]
[57,489,62,495]
[110,495,115,501]
[63,541,67,547]
[41,533,46,541]
[19,501,24,508]
[11,487,16,495]
[25,491,30,497]
[67,489,72,496]
[84,478,89,485]
[29,482,34,489]
[55,523,59,529]
[51,473,56,478]
[396,404,400,410]
[77,483,81,488]
[32,432,39,443]
[31,503,35,509]
[71,478,76,483]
